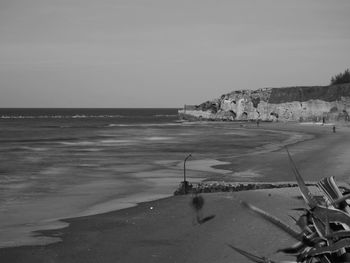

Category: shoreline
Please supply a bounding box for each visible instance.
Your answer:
[1,122,350,262]
[0,121,315,249]
[0,121,313,249]
[0,188,325,263]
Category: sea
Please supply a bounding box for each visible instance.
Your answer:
[0,108,297,247]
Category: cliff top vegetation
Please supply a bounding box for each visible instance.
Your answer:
[331,68,350,85]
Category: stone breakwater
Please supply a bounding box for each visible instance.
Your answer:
[174,181,317,195]
[179,83,350,122]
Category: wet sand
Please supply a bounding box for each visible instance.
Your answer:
[214,121,350,183]
[1,122,350,263]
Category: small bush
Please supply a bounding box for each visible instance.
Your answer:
[330,69,350,85]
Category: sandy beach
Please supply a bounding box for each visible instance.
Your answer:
[1,122,350,263]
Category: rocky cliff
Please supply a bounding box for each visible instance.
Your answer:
[178,84,350,122]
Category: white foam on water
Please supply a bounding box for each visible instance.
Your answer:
[59,141,96,146]
[61,139,137,147]
[81,148,102,152]
[176,133,195,136]
[0,115,122,119]
[40,166,70,176]
[19,146,49,152]
[0,182,33,190]
[100,139,135,145]
[144,136,174,141]
[107,123,179,127]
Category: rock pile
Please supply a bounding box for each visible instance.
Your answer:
[173,181,316,195]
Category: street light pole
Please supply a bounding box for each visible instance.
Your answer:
[183,154,192,193]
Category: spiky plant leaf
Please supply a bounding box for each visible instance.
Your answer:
[304,238,350,257]
[313,206,350,228]
[227,244,277,263]
[318,177,344,202]
[311,216,326,239]
[332,194,350,206]
[326,229,350,240]
[241,201,302,241]
[277,241,308,255]
[286,148,318,208]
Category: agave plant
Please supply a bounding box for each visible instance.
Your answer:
[229,149,350,263]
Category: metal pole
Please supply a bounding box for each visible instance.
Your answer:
[184,153,192,182]
[183,154,192,193]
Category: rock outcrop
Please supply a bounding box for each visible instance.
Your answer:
[178,84,350,122]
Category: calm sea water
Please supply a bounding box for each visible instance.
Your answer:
[0,108,295,247]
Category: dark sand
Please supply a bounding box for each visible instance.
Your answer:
[1,122,350,263]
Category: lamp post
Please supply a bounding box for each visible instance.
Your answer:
[183,153,192,193]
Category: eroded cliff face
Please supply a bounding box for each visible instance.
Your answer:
[179,84,350,122]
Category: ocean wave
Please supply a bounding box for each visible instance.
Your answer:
[0,115,123,119]
[144,136,174,141]
[100,139,135,145]
[153,114,178,117]
[18,146,49,152]
[59,141,96,146]
[59,139,136,146]
[107,123,179,127]
[0,114,177,119]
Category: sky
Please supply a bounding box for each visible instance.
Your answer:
[0,0,349,108]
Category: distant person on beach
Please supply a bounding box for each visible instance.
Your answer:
[333,125,336,133]
[256,119,260,127]
[322,117,325,125]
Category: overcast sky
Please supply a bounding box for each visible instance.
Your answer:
[0,0,349,108]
